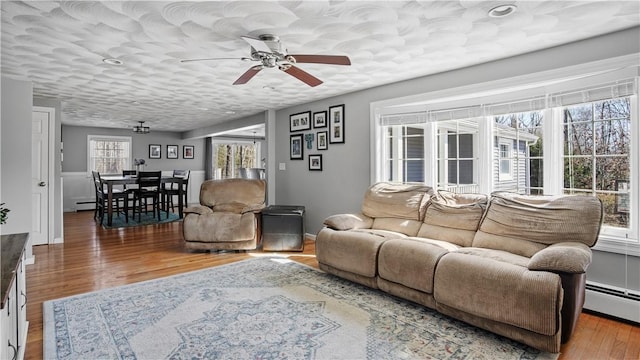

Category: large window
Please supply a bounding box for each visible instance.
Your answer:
[87,135,131,175]
[213,140,260,179]
[375,76,637,249]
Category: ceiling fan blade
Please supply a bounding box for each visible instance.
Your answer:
[241,36,272,53]
[281,65,323,87]
[180,57,243,63]
[233,66,263,85]
[288,55,351,66]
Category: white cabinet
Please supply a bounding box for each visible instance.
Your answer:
[1,234,28,360]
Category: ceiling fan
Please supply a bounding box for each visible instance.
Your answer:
[181,34,351,87]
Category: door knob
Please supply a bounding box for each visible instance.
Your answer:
[38,181,46,187]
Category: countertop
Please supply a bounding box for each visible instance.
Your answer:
[1,233,28,309]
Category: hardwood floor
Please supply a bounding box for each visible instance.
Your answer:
[25,211,638,359]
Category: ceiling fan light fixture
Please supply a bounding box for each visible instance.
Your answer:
[133,121,150,134]
[488,4,517,18]
[102,58,123,65]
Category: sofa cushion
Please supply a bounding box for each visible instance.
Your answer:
[182,212,256,242]
[361,182,433,221]
[378,238,457,294]
[473,192,603,257]
[417,191,488,247]
[315,228,396,279]
[199,178,266,210]
[434,252,562,336]
[372,217,422,236]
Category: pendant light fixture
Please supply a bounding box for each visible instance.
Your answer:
[133,121,150,134]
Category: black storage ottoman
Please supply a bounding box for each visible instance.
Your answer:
[261,205,305,251]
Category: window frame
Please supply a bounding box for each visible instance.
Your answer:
[87,135,132,176]
[211,139,262,179]
[371,63,639,255]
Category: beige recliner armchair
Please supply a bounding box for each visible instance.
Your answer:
[182,178,266,251]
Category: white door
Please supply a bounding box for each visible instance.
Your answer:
[32,110,50,245]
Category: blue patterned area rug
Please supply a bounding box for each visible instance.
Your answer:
[102,211,180,229]
[43,257,558,360]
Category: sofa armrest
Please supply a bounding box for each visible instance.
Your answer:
[323,213,373,231]
[528,242,592,273]
[183,205,214,216]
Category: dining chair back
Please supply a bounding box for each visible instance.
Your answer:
[162,170,190,213]
[132,171,162,221]
[91,171,128,224]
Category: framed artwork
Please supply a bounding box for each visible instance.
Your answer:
[149,144,161,159]
[290,134,304,160]
[167,145,178,159]
[329,104,345,144]
[309,154,323,171]
[183,145,194,159]
[317,131,328,150]
[290,111,311,132]
[313,111,327,128]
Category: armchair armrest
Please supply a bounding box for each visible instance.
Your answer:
[528,242,592,273]
[323,213,373,231]
[183,205,214,216]
[242,204,266,214]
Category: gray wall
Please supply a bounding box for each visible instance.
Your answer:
[62,125,206,172]
[1,77,33,236]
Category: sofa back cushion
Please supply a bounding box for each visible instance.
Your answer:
[199,179,266,213]
[473,192,603,257]
[361,182,433,221]
[417,191,488,247]
[371,217,423,236]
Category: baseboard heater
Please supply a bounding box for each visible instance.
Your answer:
[75,200,95,211]
[584,282,640,324]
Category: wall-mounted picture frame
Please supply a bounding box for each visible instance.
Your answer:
[183,145,194,159]
[290,134,304,160]
[149,144,161,159]
[317,131,328,150]
[313,111,327,128]
[309,154,323,171]
[329,104,345,144]
[167,145,178,159]
[290,111,311,132]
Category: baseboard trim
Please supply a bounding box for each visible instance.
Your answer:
[584,287,640,324]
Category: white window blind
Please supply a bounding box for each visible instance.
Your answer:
[548,79,636,107]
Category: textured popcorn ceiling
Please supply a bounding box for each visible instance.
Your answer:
[1,1,639,132]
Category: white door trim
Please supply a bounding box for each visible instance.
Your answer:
[33,106,56,247]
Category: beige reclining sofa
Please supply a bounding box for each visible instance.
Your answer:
[315,182,603,353]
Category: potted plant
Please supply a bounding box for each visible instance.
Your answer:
[0,202,9,225]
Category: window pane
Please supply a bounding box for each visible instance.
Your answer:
[88,137,130,174]
[563,97,631,230]
[405,160,424,182]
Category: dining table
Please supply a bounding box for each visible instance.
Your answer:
[99,175,186,226]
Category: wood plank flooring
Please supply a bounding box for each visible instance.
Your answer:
[25,211,639,359]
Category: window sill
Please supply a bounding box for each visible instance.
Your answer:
[592,235,640,256]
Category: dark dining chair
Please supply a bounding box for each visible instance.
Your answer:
[131,171,162,221]
[91,171,128,224]
[162,170,190,213]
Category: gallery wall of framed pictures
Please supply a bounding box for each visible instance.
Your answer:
[147,143,195,159]
[289,104,345,171]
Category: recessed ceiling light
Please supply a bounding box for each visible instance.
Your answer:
[263,86,275,90]
[102,58,123,65]
[488,4,517,18]
[225,110,236,114]
[198,107,209,111]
